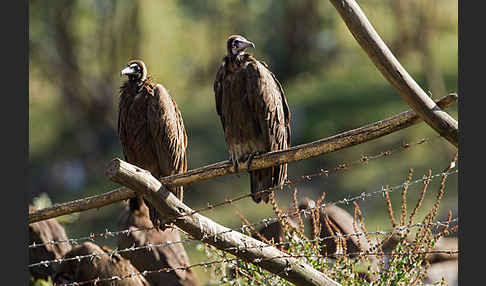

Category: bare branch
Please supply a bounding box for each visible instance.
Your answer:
[29,94,457,224]
[29,188,136,224]
[328,0,458,147]
[104,158,341,286]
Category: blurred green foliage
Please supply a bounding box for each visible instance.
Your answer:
[29,0,457,284]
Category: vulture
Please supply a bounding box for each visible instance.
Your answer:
[117,197,199,286]
[29,205,72,281]
[118,59,188,228]
[53,241,150,286]
[214,35,291,203]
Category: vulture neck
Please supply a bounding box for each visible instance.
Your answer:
[128,75,150,94]
[227,53,250,72]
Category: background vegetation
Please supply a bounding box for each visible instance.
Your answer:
[29,0,458,284]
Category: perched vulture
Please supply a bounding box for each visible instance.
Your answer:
[214,35,291,203]
[118,59,188,228]
[54,241,149,286]
[29,205,72,280]
[117,197,199,286]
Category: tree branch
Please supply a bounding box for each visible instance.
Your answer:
[104,158,341,286]
[328,0,458,148]
[28,93,457,224]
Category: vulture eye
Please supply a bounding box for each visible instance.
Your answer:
[130,64,140,71]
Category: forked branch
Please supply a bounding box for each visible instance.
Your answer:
[328,0,458,147]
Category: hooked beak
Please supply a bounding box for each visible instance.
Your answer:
[239,39,255,50]
[120,66,136,76]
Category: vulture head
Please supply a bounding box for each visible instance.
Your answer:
[227,35,255,56]
[120,60,148,83]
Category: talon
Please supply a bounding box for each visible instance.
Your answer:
[246,153,255,171]
[231,157,239,174]
[246,151,263,171]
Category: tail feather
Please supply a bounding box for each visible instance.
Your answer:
[250,164,287,203]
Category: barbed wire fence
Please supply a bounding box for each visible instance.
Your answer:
[28,134,446,251]
[29,134,458,286]
[28,216,458,269]
[28,135,440,250]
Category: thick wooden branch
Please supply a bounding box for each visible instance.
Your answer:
[104,159,341,286]
[328,0,458,148]
[28,94,457,224]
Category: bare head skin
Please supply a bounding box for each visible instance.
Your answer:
[226,35,255,57]
[120,59,148,83]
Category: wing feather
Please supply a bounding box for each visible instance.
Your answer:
[147,84,187,197]
[118,83,134,161]
[245,59,291,202]
[214,59,226,130]
[245,60,290,152]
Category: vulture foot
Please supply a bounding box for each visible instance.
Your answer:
[231,157,241,177]
[244,151,265,171]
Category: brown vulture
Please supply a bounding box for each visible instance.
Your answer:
[53,241,150,286]
[118,59,188,228]
[117,197,199,286]
[29,205,72,281]
[214,35,291,203]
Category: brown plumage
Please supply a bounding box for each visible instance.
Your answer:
[54,241,149,286]
[117,197,199,286]
[29,205,72,280]
[214,35,291,203]
[118,59,187,228]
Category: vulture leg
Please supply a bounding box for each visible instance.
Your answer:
[231,156,240,176]
[250,168,273,203]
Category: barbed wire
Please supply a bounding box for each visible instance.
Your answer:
[220,219,458,254]
[185,136,439,217]
[28,226,155,249]
[29,167,457,266]
[28,215,457,269]
[53,247,458,286]
[235,169,457,237]
[29,136,439,249]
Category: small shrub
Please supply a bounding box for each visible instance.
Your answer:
[202,154,458,285]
